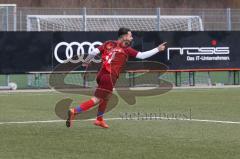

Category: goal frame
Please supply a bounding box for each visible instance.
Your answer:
[0,4,17,31]
[26,15,204,31]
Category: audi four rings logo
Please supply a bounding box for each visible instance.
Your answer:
[54,41,103,64]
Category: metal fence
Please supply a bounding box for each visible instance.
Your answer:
[1,6,240,31]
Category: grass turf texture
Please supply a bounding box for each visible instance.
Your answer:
[0,88,240,159]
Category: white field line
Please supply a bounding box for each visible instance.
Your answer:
[0,117,240,125]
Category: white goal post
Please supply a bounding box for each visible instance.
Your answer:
[0,4,17,90]
[26,15,204,31]
[0,4,17,31]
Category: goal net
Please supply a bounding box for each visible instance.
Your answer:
[27,15,203,31]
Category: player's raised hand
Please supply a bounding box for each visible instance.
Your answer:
[157,42,167,52]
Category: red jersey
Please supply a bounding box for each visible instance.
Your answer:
[97,41,138,77]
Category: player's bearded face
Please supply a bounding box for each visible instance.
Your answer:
[122,31,133,47]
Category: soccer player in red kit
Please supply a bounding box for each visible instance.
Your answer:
[66,27,167,128]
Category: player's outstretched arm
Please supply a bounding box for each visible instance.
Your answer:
[82,48,101,66]
[136,42,167,59]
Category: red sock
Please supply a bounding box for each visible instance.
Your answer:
[97,99,108,121]
[74,98,96,113]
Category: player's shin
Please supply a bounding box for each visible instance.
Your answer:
[97,99,108,121]
[73,97,100,114]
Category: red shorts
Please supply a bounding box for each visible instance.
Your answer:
[94,68,117,100]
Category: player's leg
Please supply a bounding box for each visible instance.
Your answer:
[66,96,100,128]
[97,99,108,121]
[66,70,105,128]
[94,74,117,128]
[94,99,109,128]
[74,96,100,113]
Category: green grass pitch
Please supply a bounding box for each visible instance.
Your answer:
[0,88,240,159]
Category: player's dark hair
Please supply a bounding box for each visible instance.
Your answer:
[118,27,131,38]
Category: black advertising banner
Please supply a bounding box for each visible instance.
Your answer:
[159,32,238,70]
[0,31,240,73]
[0,32,53,73]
